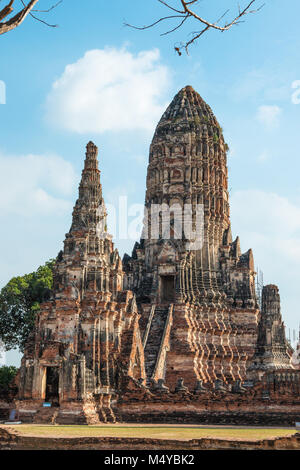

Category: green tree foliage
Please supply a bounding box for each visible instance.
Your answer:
[0,365,18,390]
[0,260,55,352]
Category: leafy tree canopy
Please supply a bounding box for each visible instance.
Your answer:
[0,365,18,390]
[0,260,55,352]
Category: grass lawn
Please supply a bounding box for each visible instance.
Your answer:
[3,425,297,441]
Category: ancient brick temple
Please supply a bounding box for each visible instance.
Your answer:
[17,142,146,423]
[17,87,299,425]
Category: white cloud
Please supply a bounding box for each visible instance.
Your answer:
[46,47,170,134]
[0,152,76,217]
[256,105,282,129]
[231,190,300,240]
[231,189,300,330]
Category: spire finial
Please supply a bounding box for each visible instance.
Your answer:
[86,141,98,158]
[84,141,99,170]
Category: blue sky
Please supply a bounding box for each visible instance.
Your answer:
[1,0,300,365]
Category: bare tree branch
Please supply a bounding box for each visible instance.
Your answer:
[30,0,62,13]
[0,0,264,48]
[125,15,185,32]
[161,15,188,36]
[157,0,184,14]
[0,1,14,23]
[126,0,265,55]
[20,0,60,28]
[0,0,62,35]
[0,0,39,35]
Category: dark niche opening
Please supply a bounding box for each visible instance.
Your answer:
[45,367,59,406]
[160,275,175,303]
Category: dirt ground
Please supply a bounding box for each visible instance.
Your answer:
[2,423,297,441]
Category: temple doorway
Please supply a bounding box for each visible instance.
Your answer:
[45,367,59,405]
[160,275,175,303]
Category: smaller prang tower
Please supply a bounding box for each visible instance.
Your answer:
[250,285,293,378]
[18,142,145,424]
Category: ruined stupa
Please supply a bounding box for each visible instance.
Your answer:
[17,87,299,425]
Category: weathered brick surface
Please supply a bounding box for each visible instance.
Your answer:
[15,88,298,424]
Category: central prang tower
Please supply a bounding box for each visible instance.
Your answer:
[124,86,291,391]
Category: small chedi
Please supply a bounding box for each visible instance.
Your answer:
[292,328,300,369]
[17,87,300,425]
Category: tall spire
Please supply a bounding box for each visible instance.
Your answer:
[70,141,107,233]
[146,85,230,237]
[78,141,102,202]
[123,86,261,387]
[125,85,256,309]
[142,85,231,301]
[58,142,120,296]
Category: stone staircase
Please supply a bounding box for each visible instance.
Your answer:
[32,407,58,424]
[144,305,170,382]
[96,395,117,423]
[138,277,153,302]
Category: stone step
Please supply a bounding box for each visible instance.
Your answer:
[144,305,170,380]
[33,407,58,424]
